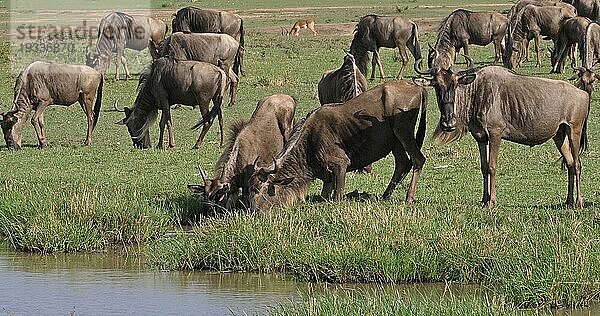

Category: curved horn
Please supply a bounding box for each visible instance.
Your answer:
[113,99,124,112]
[198,166,208,185]
[253,156,261,170]
[571,63,585,74]
[269,157,278,174]
[414,58,434,76]
[85,45,90,54]
[464,54,474,68]
[427,43,434,50]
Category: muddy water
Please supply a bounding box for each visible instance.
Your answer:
[0,244,300,315]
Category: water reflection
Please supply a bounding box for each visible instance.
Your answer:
[0,244,299,315]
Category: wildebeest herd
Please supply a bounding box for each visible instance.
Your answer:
[2,1,599,211]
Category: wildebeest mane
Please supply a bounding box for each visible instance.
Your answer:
[129,61,159,139]
[349,16,374,76]
[12,71,24,110]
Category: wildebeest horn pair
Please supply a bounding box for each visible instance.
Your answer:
[414,54,474,76]
[253,156,278,174]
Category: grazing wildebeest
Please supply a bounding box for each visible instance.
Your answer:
[582,22,600,67]
[86,12,167,80]
[115,57,227,149]
[0,61,103,150]
[414,60,589,208]
[550,17,591,73]
[503,4,576,69]
[428,9,508,69]
[149,32,242,107]
[349,14,422,80]
[188,94,297,210]
[246,80,428,211]
[318,51,368,105]
[282,19,318,36]
[171,7,245,48]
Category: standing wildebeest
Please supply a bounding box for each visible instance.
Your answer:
[0,61,103,150]
[318,51,368,105]
[188,94,297,210]
[503,4,576,69]
[550,17,591,73]
[505,1,577,65]
[349,14,421,81]
[246,80,427,211]
[86,12,167,80]
[115,57,227,149]
[171,7,245,48]
[428,9,508,69]
[415,61,589,208]
[149,32,242,107]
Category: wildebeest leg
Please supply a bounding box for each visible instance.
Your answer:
[193,102,212,149]
[121,55,131,80]
[78,93,95,146]
[330,161,348,201]
[382,146,410,200]
[217,107,224,147]
[394,126,426,204]
[115,43,125,80]
[372,49,385,81]
[477,141,491,206]
[553,128,575,206]
[534,34,541,67]
[227,69,238,107]
[31,102,49,148]
[493,38,502,64]
[320,181,334,201]
[461,41,470,63]
[396,45,409,80]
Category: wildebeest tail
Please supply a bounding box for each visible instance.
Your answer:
[408,22,422,61]
[93,74,103,130]
[233,44,244,76]
[239,18,245,48]
[416,88,427,149]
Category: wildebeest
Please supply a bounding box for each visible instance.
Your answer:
[414,61,589,208]
[188,94,297,210]
[115,57,227,149]
[349,14,422,80]
[86,12,167,80]
[0,61,103,150]
[503,4,576,69]
[318,51,368,105]
[171,7,245,48]
[583,22,600,67]
[149,32,243,106]
[550,17,591,73]
[246,80,427,211]
[428,9,508,69]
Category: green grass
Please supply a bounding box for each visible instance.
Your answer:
[1,0,600,312]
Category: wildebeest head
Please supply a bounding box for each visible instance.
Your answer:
[114,100,152,149]
[85,46,108,73]
[414,57,476,132]
[0,110,22,150]
[569,64,600,96]
[247,158,293,211]
[187,166,231,211]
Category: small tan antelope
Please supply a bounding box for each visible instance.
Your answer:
[282,19,318,36]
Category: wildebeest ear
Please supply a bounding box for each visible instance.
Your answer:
[187,184,205,194]
[412,77,430,87]
[273,177,293,186]
[458,74,476,85]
